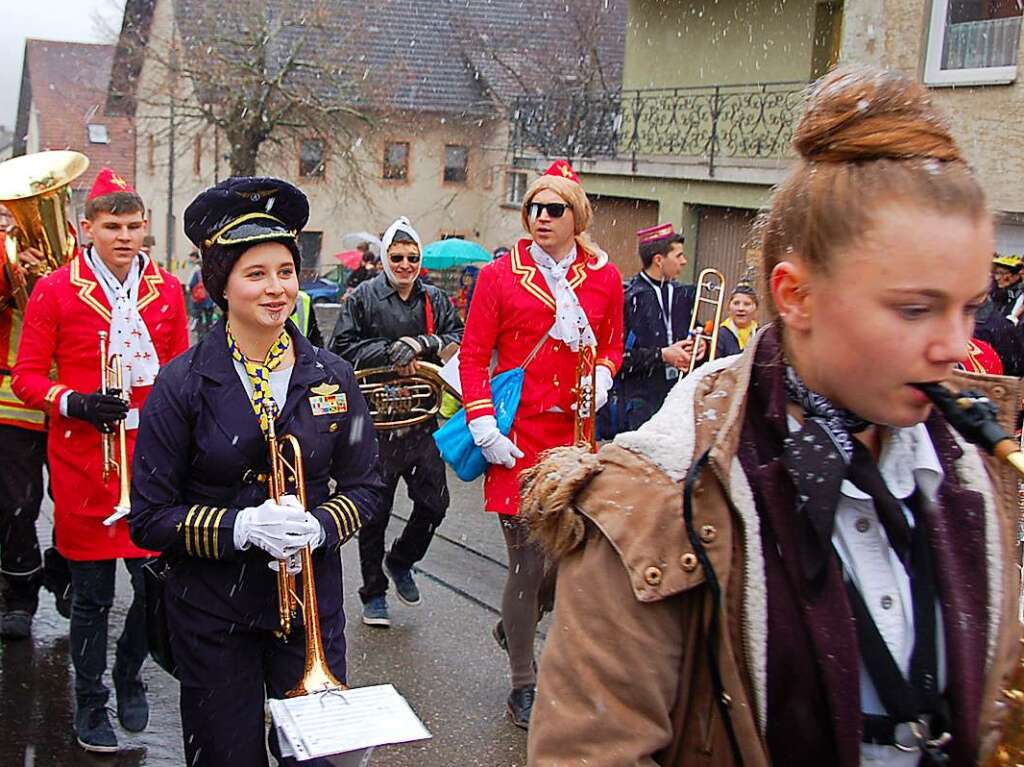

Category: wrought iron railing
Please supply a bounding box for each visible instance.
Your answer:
[511,81,809,177]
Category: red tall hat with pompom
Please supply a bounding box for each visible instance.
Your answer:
[542,159,581,186]
[87,168,134,201]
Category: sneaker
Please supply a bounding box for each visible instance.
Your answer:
[361,596,391,628]
[384,562,421,606]
[0,610,32,640]
[506,685,536,730]
[492,620,508,652]
[114,675,149,732]
[74,704,118,753]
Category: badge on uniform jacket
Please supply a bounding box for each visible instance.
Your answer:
[309,383,347,416]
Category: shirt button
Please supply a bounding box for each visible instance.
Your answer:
[880,595,894,610]
[855,517,870,533]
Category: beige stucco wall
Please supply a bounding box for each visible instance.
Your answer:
[842,0,1024,215]
[624,0,820,89]
[134,0,522,281]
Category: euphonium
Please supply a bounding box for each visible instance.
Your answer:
[266,422,345,696]
[99,331,132,527]
[0,151,89,311]
[355,360,459,430]
[686,268,726,375]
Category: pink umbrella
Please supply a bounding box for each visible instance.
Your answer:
[334,249,363,269]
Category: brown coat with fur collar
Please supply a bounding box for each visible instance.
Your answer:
[522,333,1022,767]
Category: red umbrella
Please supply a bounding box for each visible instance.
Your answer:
[334,249,363,269]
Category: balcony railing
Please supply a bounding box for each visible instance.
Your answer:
[510,81,809,177]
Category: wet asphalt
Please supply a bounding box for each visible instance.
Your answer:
[0,472,534,767]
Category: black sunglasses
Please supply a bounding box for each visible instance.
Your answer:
[528,202,568,219]
[389,253,421,264]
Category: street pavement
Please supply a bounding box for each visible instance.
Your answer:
[0,470,535,767]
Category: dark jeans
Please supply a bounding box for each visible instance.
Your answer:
[0,425,46,613]
[68,558,150,708]
[168,592,347,767]
[358,426,449,603]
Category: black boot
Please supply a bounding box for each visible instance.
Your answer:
[113,669,149,732]
[507,685,536,730]
[74,701,118,753]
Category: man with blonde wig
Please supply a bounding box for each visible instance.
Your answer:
[458,160,624,728]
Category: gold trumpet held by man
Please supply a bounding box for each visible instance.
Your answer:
[0,150,89,312]
[266,421,345,696]
[98,331,132,527]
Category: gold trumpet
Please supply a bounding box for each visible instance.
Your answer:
[686,268,726,375]
[266,423,345,696]
[355,361,459,430]
[99,331,132,527]
[573,344,598,453]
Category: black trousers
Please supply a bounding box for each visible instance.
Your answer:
[358,425,449,603]
[0,424,46,613]
[68,558,150,707]
[168,593,347,767]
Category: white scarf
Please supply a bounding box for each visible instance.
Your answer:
[380,216,422,288]
[529,242,596,351]
[87,248,160,393]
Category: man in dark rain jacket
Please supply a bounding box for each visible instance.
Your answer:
[331,216,463,628]
[617,224,698,431]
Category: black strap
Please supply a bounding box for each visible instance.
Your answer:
[682,450,744,767]
[844,490,948,758]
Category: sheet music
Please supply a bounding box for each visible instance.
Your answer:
[269,684,430,761]
[437,350,462,397]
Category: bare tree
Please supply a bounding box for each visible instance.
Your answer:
[135,0,388,182]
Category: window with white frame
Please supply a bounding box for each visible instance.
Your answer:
[924,0,1023,86]
[505,169,528,206]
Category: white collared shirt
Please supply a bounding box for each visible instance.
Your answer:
[787,419,947,767]
[232,360,293,412]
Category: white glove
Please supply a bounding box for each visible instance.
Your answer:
[233,497,323,560]
[278,495,326,551]
[573,366,615,412]
[595,366,613,411]
[468,415,524,469]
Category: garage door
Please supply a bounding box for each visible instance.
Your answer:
[588,195,659,278]
[694,206,759,296]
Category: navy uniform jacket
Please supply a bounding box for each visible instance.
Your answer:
[618,273,695,430]
[129,319,383,630]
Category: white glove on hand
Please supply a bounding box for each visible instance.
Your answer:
[233,497,323,560]
[278,494,326,550]
[468,415,524,469]
[595,366,613,411]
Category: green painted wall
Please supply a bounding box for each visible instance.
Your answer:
[583,173,772,279]
[624,0,820,89]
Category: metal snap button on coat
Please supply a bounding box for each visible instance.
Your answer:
[855,517,870,533]
[699,524,717,543]
[643,566,663,586]
[680,553,698,572]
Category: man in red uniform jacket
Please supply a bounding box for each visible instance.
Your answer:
[459,159,623,727]
[13,168,188,754]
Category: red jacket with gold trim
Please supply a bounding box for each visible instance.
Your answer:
[13,253,189,560]
[0,232,46,431]
[459,239,623,422]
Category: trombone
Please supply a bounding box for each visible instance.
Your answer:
[686,268,726,375]
[267,421,345,696]
[99,331,132,526]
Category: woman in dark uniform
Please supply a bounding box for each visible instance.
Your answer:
[129,177,382,767]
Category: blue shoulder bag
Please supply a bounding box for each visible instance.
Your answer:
[434,330,549,482]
